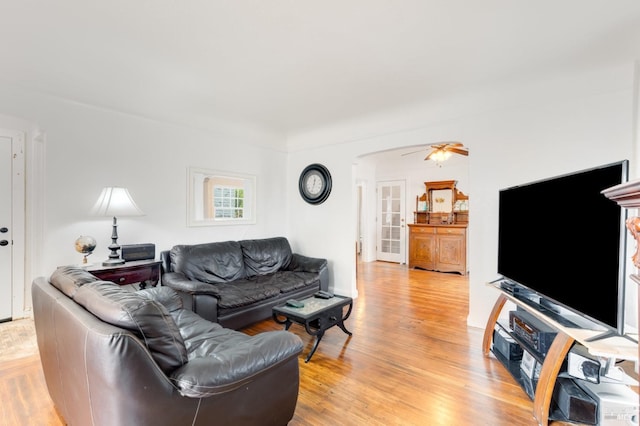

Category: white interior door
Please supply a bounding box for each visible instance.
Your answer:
[376,180,406,263]
[0,128,25,322]
[0,135,13,320]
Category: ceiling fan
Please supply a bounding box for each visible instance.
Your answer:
[402,142,468,162]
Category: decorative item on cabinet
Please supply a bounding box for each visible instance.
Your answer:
[413,180,469,225]
[453,189,469,224]
[414,193,429,224]
[74,235,96,265]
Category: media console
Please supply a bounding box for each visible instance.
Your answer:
[483,281,638,426]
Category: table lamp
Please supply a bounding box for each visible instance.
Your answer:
[91,187,144,266]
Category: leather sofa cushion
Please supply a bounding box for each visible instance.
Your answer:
[171,308,225,351]
[240,237,293,277]
[211,279,281,309]
[74,281,188,373]
[168,316,304,398]
[49,266,99,298]
[170,241,246,284]
[138,286,184,312]
[256,271,319,293]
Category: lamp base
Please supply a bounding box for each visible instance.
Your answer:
[102,258,125,266]
[103,216,125,266]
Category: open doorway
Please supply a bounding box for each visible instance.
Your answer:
[354,145,470,267]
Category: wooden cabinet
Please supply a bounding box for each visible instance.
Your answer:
[410,180,468,275]
[408,224,467,275]
[85,259,161,289]
[408,225,436,270]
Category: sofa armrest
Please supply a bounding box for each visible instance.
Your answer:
[286,254,329,292]
[162,272,222,297]
[287,253,326,272]
[160,249,171,274]
[169,330,303,398]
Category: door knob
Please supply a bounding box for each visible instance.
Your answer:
[0,227,7,233]
[0,240,8,246]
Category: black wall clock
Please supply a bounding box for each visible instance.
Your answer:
[299,163,332,205]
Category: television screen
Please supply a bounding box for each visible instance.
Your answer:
[497,160,628,334]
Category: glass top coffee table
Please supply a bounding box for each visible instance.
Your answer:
[272,295,353,362]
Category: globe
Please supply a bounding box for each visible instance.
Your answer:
[75,235,97,264]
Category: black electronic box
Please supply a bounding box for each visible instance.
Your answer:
[121,243,156,261]
[509,310,557,357]
[493,327,523,361]
[552,377,597,425]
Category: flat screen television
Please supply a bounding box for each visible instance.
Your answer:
[497,160,629,340]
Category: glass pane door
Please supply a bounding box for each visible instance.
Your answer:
[376,180,405,263]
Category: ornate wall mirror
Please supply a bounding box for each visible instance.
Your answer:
[426,180,457,213]
[187,167,256,226]
[414,180,468,225]
[431,189,453,213]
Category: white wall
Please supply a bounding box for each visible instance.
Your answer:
[287,62,638,332]
[1,61,637,333]
[0,85,290,315]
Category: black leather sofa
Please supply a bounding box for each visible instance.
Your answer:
[32,266,303,426]
[161,237,329,330]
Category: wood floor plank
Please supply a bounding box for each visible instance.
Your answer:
[245,262,547,426]
[1,260,615,425]
[0,356,62,426]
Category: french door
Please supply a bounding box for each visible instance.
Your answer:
[376,180,406,263]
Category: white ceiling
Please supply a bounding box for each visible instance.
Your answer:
[2,1,640,137]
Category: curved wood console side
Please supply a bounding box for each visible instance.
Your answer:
[483,292,575,426]
[483,283,637,425]
[482,293,507,356]
[532,332,574,426]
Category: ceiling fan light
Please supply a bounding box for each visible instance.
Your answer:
[430,149,452,163]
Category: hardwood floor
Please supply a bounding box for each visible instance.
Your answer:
[1,261,592,425]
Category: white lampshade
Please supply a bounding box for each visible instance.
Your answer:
[91,187,144,217]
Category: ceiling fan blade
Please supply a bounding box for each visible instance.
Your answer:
[408,141,468,161]
[447,147,469,156]
[430,141,461,147]
[401,149,427,156]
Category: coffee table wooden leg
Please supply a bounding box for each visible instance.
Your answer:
[272,313,292,330]
[337,321,352,336]
[306,331,325,363]
[338,302,353,335]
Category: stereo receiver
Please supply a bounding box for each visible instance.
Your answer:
[509,310,557,357]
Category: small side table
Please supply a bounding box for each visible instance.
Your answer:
[273,295,353,362]
[85,259,162,289]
